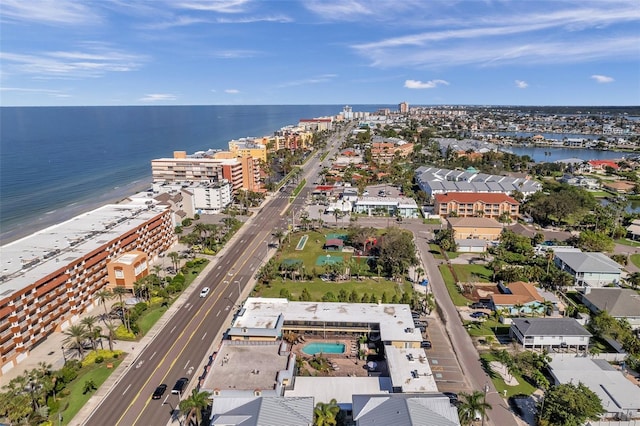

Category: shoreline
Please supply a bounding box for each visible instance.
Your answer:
[0,179,152,246]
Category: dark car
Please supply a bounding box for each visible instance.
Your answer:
[470,311,489,319]
[443,392,460,406]
[171,377,189,394]
[152,384,167,400]
[420,340,432,349]
[470,302,491,309]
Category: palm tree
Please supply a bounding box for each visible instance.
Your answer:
[63,324,88,359]
[103,321,118,352]
[95,289,113,317]
[313,398,340,426]
[457,390,492,426]
[178,389,211,426]
[112,286,131,332]
[168,252,181,271]
[81,315,100,350]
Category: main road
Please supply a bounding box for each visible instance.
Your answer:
[82,127,348,425]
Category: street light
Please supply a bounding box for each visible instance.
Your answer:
[481,381,490,426]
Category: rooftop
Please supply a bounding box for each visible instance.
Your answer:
[511,318,591,337]
[554,251,622,274]
[0,197,168,300]
[447,217,503,228]
[435,192,519,204]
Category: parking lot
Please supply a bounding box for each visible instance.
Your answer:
[421,313,472,394]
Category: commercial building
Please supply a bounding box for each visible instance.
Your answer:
[446,217,503,241]
[106,250,149,292]
[228,138,268,163]
[151,151,261,193]
[353,197,419,218]
[181,180,233,216]
[415,166,542,199]
[434,192,519,220]
[0,199,175,376]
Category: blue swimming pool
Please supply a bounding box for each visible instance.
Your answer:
[301,342,345,355]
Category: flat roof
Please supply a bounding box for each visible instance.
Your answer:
[385,345,438,393]
[233,298,423,343]
[0,197,168,299]
[285,377,391,406]
[201,342,290,393]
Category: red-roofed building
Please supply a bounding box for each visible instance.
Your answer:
[588,160,619,171]
[434,192,520,220]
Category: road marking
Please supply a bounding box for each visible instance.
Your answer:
[216,310,221,317]
[149,351,157,360]
[201,332,207,340]
[121,228,269,426]
[184,360,190,370]
[170,326,176,334]
[123,384,132,395]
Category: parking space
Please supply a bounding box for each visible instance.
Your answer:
[422,314,472,394]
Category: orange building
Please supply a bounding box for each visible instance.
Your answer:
[0,202,174,376]
[106,250,149,291]
[434,192,519,220]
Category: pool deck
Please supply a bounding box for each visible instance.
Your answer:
[292,337,379,378]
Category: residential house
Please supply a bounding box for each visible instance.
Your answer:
[510,318,591,351]
[554,251,622,287]
[491,282,545,316]
[446,217,503,241]
[352,394,460,426]
[547,356,640,420]
[433,192,519,220]
[588,160,619,172]
[209,396,314,426]
[627,219,640,240]
[579,287,640,330]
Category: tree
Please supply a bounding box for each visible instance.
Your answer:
[80,315,100,351]
[179,389,211,426]
[314,398,340,426]
[112,286,131,332]
[168,252,181,271]
[63,324,88,359]
[539,382,604,426]
[103,321,118,352]
[457,390,492,426]
[95,289,113,317]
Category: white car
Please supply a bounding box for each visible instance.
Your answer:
[199,287,210,298]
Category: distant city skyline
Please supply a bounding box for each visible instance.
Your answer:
[1,0,639,107]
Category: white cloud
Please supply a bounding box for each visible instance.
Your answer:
[211,50,260,59]
[515,80,528,89]
[0,0,101,25]
[0,44,147,79]
[215,15,292,24]
[225,89,239,94]
[174,0,251,13]
[138,93,177,102]
[591,74,614,83]
[304,0,374,21]
[278,74,337,88]
[404,79,449,89]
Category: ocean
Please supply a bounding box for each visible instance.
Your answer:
[0,105,390,244]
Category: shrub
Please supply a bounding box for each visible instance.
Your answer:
[114,325,136,340]
[95,356,104,364]
[82,349,124,367]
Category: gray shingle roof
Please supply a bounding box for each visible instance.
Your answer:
[512,318,591,337]
[352,394,460,426]
[554,251,622,274]
[582,288,640,317]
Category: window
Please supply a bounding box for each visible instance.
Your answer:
[114,269,124,279]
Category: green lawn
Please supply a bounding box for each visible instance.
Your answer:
[480,353,537,398]
[138,305,168,335]
[632,253,640,269]
[59,358,124,425]
[253,278,411,302]
[423,218,442,225]
[439,264,472,306]
[616,239,640,248]
[452,264,493,282]
[428,244,458,260]
[464,319,511,337]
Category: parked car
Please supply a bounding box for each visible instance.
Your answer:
[420,340,432,349]
[470,311,489,319]
[470,302,491,309]
[171,377,189,394]
[443,392,459,405]
[152,384,167,400]
[199,287,210,298]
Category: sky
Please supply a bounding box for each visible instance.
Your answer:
[1,0,639,107]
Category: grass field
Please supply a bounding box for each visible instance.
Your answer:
[254,279,412,302]
[60,358,124,425]
[480,352,537,398]
[452,264,493,282]
[439,264,472,306]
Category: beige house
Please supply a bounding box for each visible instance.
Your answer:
[106,250,149,292]
[447,217,503,240]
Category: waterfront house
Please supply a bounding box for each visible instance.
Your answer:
[626,219,640,241]
[510,318,591,352]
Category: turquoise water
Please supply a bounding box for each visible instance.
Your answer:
[301,342,345,355]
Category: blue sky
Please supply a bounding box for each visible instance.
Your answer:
[1,0,639,106]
